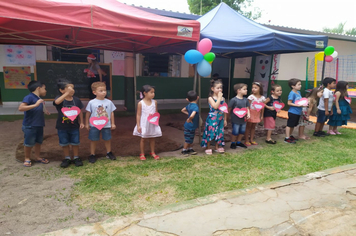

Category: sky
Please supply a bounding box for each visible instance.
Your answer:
[121,0,356,32]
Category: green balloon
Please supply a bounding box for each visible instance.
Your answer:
[324,46,335,56]
[204,52,216,62]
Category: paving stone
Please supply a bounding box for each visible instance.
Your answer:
[213,228,260,236]
[225,191,270,205]
[114,224,176,236]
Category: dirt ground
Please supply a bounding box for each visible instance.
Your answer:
[0,111,343,236]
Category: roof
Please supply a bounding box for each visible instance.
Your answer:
[0,0,200,52]
[132,5,200,20]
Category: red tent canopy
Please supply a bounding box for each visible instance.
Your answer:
[0,0,200,52]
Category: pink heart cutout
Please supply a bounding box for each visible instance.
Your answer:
[273,101,285,111]
[233,108,247,118]
[345,97,351,104]
[61,106,81,121]
[147,112,160,126]
[252,101,265,111]
[90,117,108,130]
[295,98,308,106]
[218,103,228,113]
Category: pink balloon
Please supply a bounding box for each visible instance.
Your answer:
[197,38,212,55]
[325,55,333,62]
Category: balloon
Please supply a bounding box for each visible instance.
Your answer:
[325,55,333,62]
[331,51,338,59]
[315,52,324,61]
[204,52,216,62]
[197,60,212,77]
[197,38,213,55]
[184,49,203,64]
[324,46,335,56]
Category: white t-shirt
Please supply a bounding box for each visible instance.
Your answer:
[247,94,266,110]
[86,98,116,128]
[317,88,334,111]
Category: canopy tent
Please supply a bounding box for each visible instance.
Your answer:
[198,3,328,58]
[0,0,200,52]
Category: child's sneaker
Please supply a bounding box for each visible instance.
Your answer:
[289,135,298,141]
[88,154,97,163]
[73,158,83,167]
[188,149,197,155]
[313,131,325,137]
[181,150,190,157]
[230,142,237,149]
[284,137,296,144]
[60,159,72,168]
[236,142,247,148]
[106,151,116,160]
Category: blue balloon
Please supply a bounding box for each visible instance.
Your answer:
[197,60,211,77]
[184,50,203,64]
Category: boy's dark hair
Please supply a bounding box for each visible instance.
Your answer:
[187,90,198,102]
[57,79,72,92]
[28,81,44,92]
[288,78,301,89]
[234,83,247,93]
[322,77,336,87]
[271,84,281,92]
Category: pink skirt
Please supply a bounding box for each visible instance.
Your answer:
[248,109,262,123]
[264,116,275,130]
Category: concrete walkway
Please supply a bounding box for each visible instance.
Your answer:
[40,164,356,236]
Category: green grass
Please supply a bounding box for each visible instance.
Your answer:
[64,128,356,216]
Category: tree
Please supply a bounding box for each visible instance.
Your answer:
[187,0,261,20]
[323,22,356,36]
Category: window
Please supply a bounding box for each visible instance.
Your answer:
[50,47,103,62]
[142,53,181,77]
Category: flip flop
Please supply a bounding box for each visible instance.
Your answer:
[23,160,31,167]
[139,154,146,161]
[36,158,49,164]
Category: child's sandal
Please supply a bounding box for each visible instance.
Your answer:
[205,149,212,155]
[150,152,160,160]
[217,147,225,153]
[139,154,146,161]
[250,141,258,145]
[244,142,251,146]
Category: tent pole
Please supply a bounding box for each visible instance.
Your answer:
[267,54,274,97]
[193,66,198,91]
[321,53,326,85]
[227,58,232,103]
[198,74,202,144]
[306,57,309,90]
[133,53,137,111]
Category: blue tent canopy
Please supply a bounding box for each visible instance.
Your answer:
[199,3,328,58]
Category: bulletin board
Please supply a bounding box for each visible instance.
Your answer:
[3,66,31,89]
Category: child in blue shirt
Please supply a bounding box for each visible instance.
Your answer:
[285,78,303,144]
[18,81,50,167]
[181,90,199,156]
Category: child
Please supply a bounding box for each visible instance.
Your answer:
[133,85,162,160]
[327,81,352,134]
[298,87,323,140]
[85,82,117,163]
[263,84,282,144]
[245,82,265,146]
[285,78,303,144]
[228,83,250,149]
[313,77,336,137]
[53,80,84,168]
[181,90,199,156]
[201,79,227,155]
[18,81,50,167]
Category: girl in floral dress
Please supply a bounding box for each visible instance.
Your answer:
[201,80,227,155]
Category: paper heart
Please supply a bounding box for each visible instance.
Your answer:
[218,103,228,113]
[252,101,265,111]
[90,116,108,130]
[272,101,285,111]
[295,98,308,106]
[333,94,336,100]
[233,108,247,118]
[61,106,81,121]
[345,97,351,104]
[147,112,160,126]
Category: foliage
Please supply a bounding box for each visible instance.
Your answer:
[323,22,356,36]
[187,0,261,20]
[66,128,356,216]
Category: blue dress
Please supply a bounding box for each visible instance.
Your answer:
[327,98,352,126]
[201,99,225,147]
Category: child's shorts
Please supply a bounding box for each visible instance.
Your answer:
[88,127,111,141]
[184,128,196,144]
[231,123,246,136]
[287,112,300,127]
[264,117,275,130]
[248,109,261,123]
[317,109,329,123]
[22,125,43,147]
[57,129,80,146]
